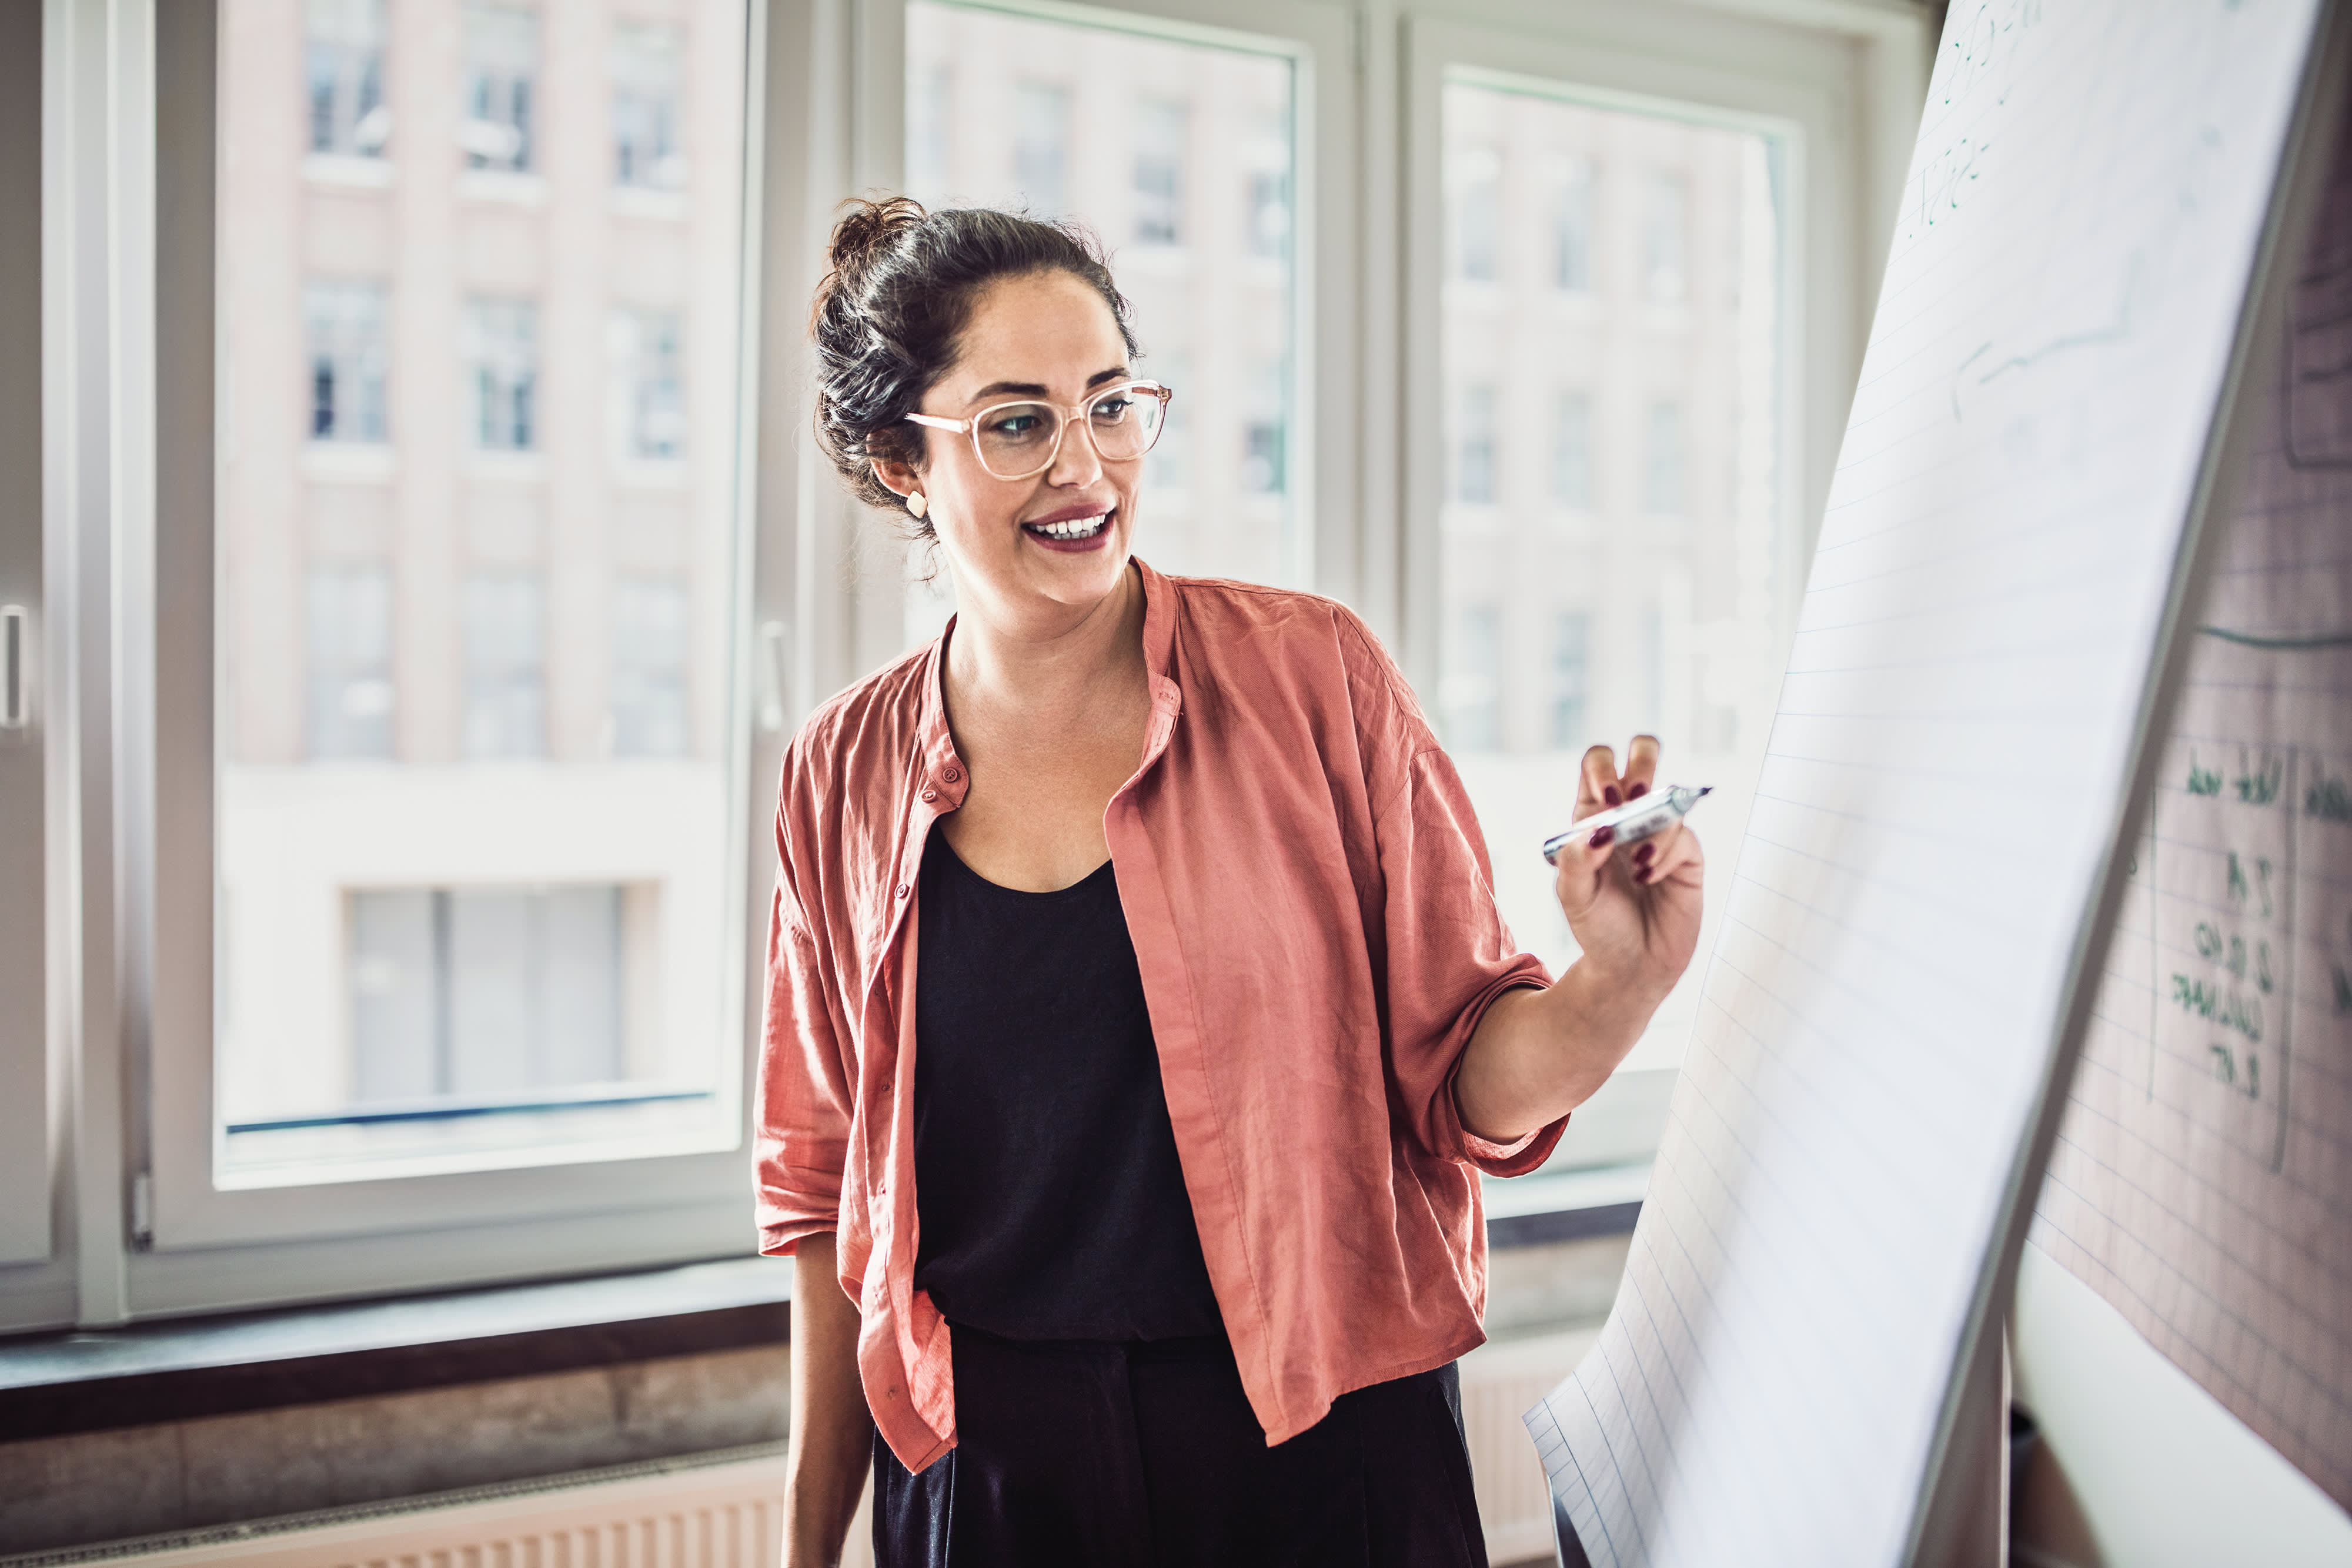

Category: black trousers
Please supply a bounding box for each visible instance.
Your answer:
[873,1326,1492,1568]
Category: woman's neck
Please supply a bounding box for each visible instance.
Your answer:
[943,561,1148,737]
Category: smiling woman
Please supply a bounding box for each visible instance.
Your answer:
[760,198,1705,1567]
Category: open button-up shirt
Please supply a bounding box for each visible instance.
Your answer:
[755,560,1564,1472]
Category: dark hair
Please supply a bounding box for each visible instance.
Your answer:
[810,196,1142,537]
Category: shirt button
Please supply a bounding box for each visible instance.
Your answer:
[896,883,910,899]
[920,787,937,803]
[941,764,962,783]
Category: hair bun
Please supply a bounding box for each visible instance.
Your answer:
[823,195,927,299]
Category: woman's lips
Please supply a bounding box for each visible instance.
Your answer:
[1020,510,1114,553]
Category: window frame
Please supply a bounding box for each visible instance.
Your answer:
[123,0,778,1310]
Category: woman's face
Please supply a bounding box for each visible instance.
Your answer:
[887,270,1144,631]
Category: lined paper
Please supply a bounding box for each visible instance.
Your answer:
[2031,88,2352,1512]
[1525,4,2322,1564]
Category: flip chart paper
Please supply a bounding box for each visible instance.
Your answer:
[2032,89,2352,1512]
[1525,4,2322,1563]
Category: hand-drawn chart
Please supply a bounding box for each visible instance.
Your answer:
[2032,88,2352,1512]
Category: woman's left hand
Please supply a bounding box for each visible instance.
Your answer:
[1550,735,1705,1005]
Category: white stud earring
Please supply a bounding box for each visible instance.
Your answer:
[907,492,928,519]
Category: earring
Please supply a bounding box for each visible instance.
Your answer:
[907,492,928,519]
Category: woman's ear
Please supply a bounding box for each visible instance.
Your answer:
[871,455,924,510]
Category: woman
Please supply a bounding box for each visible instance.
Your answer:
[757,198,1703,1567]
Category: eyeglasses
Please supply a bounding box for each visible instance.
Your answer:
[906,380,1173,481]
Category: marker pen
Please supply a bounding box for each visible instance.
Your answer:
[1542,784,1713,866]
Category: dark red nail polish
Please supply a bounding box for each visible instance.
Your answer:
[1634,842,1655,865]
[1627,781,1648,798]
[1604,785,1622,806]
[1589,827,1614,849]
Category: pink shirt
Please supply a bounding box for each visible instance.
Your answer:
[754,561,1563,1472]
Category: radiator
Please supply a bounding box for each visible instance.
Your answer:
[58,1447,801,1568]
[1459,1325,1599,1567]
[58,1335,1589,1568]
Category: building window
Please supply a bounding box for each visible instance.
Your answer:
[466,298,539,451]
[1145,355,1192,493]
[610,22,687,190]
[350,885,625,1104]
[1014,81,1070,217]
[306,280,390,443]
[1554,165,1592,292]
[306,0,389,157]
[1454,146,1502,282]
[1552,392,1591,508]
[306,564,395,760]
[1551,611,1591,750]
[1645,399,1683,514]
[612,577,690,759]
[460,4,539,173]
[1247,168,1291,260]
[613,309,686,460]
[1135,97,1187,246]
[1242,363,1287,496]
[1457,384,1498,505]
[462,572,548,760]
[1449,605,1504,752]
[909,62,953,196]
[1643,171,1689,302]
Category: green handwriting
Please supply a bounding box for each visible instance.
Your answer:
[2234,748,2284,807]
[2210,1042,2261,1101]
[2187,751,2222,796]
[2309,770,2352,824]
[2172,973,2264,1042]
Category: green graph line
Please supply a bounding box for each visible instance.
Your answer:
[2197,626,2352,651]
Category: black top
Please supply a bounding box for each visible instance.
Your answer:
[911,830,1225,1342]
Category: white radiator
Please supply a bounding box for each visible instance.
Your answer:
[65,1334,1588,1568]
[1459,1325,1599,1567]
[79,1447,797,1568]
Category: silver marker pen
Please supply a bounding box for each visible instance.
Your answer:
[1542,785,1713,866]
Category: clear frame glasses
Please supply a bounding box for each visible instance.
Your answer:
[907,379,1173,480]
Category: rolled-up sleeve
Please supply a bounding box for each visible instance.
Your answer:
[1339,612,1565,1177]
[1374,745,1565,1175]
[753,812,856,1256]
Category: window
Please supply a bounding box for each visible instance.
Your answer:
[1432,74,1796,1028]
[460,4,538,174]
[1452,145,1502,282]
[1645,398,1683,515]
[613,309,686,462]
[1457,384,1498,505]
[16,0,1908,1330]
[1553,162,1592,292]
[189,0,751,1248]
[1014,81,1071,218]
[612,576,690,759]
[306,0,389,158]
[1643,171,1689,303]
[1551,611,1591,750]
[905,1,1302,603]
[306,281,390,443]
[611,23,686,190]
[1553,391,1592,509]
[346,885,627,1105]
[1135,97,1188,246]
[462,572,548,760]
[1447,604,1504,752]
[307,564,396,760]
[466,299,539,451]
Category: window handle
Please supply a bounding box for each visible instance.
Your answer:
[756,618,789,733]
[0,606,26,730]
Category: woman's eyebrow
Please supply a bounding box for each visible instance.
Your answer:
[963,366,1134,404]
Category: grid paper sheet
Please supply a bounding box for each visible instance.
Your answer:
[1524,4,2321,1564]
[2031,87,2352,1513]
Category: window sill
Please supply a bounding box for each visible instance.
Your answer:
[1484,1159,1647,1248]
[0,1255,787,1442]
